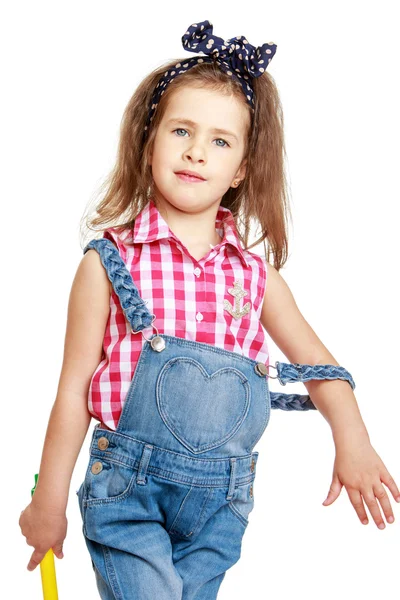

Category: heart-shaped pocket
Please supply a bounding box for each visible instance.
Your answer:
[156,357,250,453]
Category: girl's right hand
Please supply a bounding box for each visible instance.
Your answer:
[19,500,68,571]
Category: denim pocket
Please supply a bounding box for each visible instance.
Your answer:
[83,457,138,506]
[157,357,251,454]
[228,479,255,527]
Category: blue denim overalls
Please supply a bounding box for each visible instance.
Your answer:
[77,239,355,600]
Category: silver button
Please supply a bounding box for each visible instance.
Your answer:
[196,312,203,322]
[255,362,268,377]
[97,437,109,450]
[91,461,103,475]
[150,335,166,352]
[194,267,201,277]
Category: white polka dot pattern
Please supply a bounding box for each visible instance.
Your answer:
[144,19,277,137]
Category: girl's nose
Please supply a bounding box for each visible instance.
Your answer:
[184,139,207,161]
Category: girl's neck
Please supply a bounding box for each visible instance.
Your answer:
[151,196,223,250]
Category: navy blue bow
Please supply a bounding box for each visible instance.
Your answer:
[182,20,277,87]
[144,20,277,136]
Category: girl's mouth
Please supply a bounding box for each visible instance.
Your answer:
[175,173,206,183]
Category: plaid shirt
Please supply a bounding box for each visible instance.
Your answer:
[89,199,270,430]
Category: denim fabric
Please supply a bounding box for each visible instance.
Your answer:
[76,238,356,599]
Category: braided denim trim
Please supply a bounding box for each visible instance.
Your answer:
[83,238,154,332]
[276,362,355,390]
[270,392,317,411]
[269,362,355,411]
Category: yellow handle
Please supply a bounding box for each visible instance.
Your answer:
[39,549,58,599]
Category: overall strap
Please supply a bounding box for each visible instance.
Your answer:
[84,238,356,412]
[269,362,355,411]
[84,238,154,332]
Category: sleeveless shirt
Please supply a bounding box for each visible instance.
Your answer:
[87,198,270,430]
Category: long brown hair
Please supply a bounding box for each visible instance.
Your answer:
[80,58,292,270]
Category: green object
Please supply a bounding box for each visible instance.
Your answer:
[31,473,39,498]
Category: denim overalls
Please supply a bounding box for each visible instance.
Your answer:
[77,238,355,600]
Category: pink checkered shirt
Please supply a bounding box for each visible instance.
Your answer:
[89,198,270,430]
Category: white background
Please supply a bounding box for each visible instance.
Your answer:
[2,1,399,598]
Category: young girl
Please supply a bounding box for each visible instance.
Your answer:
[19,19,399,599]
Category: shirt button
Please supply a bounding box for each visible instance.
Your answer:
[194,267,201,277]
[196,312,203,322]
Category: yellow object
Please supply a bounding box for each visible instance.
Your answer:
[31,474,59,599]
[39,549,58,599]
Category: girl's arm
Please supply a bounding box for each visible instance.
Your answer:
[30,248,111,512]
[20,248,111,570]
[260,262,368,443]
[260,262,400,528]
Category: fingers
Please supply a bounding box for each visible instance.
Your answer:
[27,547,64,570]
[347,483,396,529]
[27,549,46,571]
[346,488,370,525]
[372,482,394,526]
[53,544,64,560]
[361,487,387,529]
[380,468,400,504]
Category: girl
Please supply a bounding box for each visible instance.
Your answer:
[19,19,399,599]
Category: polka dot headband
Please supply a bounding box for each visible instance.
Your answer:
[143,19,277,138]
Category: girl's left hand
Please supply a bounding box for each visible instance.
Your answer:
[322,436,400,528]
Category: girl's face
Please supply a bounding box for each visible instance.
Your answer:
[148,85,249,216]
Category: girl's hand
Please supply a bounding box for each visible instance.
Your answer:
[19,500,67,571]
[322,436,400,528]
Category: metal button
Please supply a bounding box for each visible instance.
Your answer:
[255,362,268,377]
[250,484,253,498]
[150,335,166,352]
[98,437,109,450]
[91,461,103,475]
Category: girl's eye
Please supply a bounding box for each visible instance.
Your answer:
[215,138,230,148]
[173,128,230,148]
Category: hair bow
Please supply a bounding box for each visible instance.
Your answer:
[182,20,277,86]
[144,19,277,136]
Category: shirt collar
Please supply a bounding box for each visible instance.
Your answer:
[118,199,249,268]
